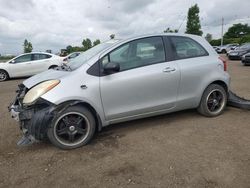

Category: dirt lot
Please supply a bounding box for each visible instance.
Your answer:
[0,56,250,188]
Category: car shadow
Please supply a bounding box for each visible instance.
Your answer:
[94,109,199,140]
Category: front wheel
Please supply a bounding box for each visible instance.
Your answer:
[47,106,96,149]
[198,84,227,117]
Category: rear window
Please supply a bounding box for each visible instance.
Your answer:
[169,36,208,60]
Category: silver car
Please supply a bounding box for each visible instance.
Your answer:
[9,34,230,149]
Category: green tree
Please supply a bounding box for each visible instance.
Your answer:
[224,23,250,38]
[185,4,203,36]
[82,38,92,51]
[164,27,178,33]
[110,34,115,39]
[66,45,73,53]
[23,39,33,53]
[205,33,212,42]
[93,39,101,46]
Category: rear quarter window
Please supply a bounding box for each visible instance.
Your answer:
[169,36,208,60]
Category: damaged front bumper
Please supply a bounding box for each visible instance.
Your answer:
[8,84,56,146]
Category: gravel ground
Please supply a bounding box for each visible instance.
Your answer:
[0,56,250,188]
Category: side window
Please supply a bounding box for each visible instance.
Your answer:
[109,43,130,69]
[102,37,165,72]
[40,54,51,59]
[14,54,32,63]
[170,36,208,59]
[32,54,40,60]
[32,54,51,61]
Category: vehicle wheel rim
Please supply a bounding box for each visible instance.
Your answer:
[54,112,90,147]
[206,89,225,113]
[0,72,6,81]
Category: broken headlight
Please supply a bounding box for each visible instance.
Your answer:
[23,80,60,105]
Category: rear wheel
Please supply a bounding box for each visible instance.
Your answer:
[0,70,9,82]
[198,84,227,117]
[49,65,58,69]
[47,106,96,149]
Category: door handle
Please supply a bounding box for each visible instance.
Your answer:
[163,67,176,73]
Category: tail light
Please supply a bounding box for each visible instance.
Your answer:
[219,56,227,71]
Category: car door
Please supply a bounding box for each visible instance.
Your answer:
[167,36,211,108]
[9,54,33,77]
[100,36,180,121]
[31,53,52,74]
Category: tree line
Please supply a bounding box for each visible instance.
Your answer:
[23,34,116,54]
[209,23,250,46]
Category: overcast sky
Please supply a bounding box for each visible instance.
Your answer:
[0,0,250,55]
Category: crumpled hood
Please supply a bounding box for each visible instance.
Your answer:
[23,69,70,89]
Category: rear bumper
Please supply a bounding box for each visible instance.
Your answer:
[228,55,241,60]
[241,58,250,64]
[228,91,250,110]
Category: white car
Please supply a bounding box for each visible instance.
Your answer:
[0,52,64,81]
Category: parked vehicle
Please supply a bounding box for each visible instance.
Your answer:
[241,53,250,65]
[226,46,239,56]
[9,34,230,149]
[226,44,239,54]
[216,44,238,54]
[228,43,250,60]
[212,46,219,51]
[63,52,82,62]
[0,52,64,81]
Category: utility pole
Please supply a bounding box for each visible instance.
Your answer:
[221,17,224,47]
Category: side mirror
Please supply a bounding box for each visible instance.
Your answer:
[103,62,120,74]
[10,60,15,64]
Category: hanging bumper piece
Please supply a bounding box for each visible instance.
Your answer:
[228,90,250,110]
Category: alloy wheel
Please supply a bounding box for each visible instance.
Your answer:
[54,112,90,147]
[206,89,226,113]
[0,71,7,81]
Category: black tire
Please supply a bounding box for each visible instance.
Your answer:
[198,84,227,117]
[47,106,96,149]
[0,69,9,82]
[222,49,226,54]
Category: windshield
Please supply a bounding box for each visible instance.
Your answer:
[67,40,120,70]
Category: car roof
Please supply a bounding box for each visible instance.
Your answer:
[120,33,202,42]
[20,52,55,56]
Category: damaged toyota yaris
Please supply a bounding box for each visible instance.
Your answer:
[9,34,230,149]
